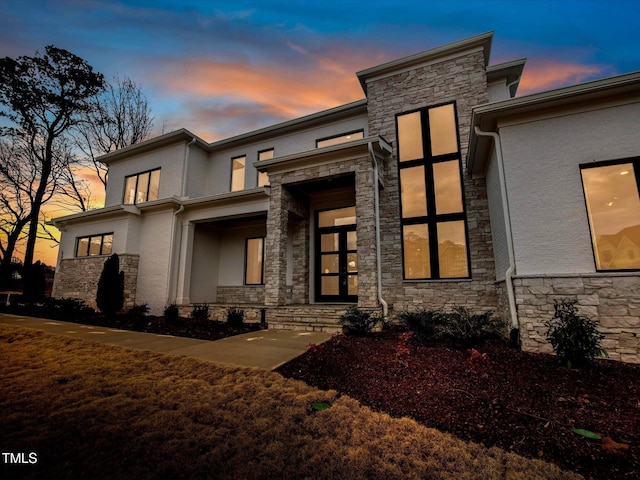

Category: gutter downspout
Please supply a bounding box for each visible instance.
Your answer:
[368,142,389,318]
[473,127,518,332]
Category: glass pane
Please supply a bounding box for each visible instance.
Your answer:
[102,234,113,255]
[317,131,364,148]
[124,176,137,204]
[231,157,245,192]
[148,170,160,201]
[582,164,640,270]
[348,275,358,296]
[245,238,264,284]
[321,254,339,274]
[347,253,358,272]
[346,231,357,250]
[403,224,430,279]
[400,166,427,218]
[429,104,458,156]
[89,236,102,256]
[77,238,89,257]
[321,276,339,296]
[258,149,274,161]
[258,150,273,187]
[433,160,463,214]
[437,221,469,278]
[136,172,150,203]
[318,207,356,227]
[321,233,339,252]
[398,112,423,162]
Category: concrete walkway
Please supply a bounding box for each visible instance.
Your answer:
[0,313,332,370]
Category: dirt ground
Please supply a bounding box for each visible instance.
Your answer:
[277,330,640,480]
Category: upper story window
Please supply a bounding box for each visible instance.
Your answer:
[396,102,469,280]
[124,169,160,204]
[231,155,246,192]
[316,130,364,148]
[257,149,274,187]
[76,233,113,257]
[581,158,640,271]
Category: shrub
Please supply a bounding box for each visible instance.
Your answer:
[164,303,180,324]
[339,305,378,335]
[435,306,507,348]
[397,308,445,339]
[545,298,606,368]
[126,304,149,323]
[96,254,124,316]
[190,304,210,323]
[226,307,245,328]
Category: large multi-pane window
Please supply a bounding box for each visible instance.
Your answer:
[397,102,469,279]
[581,158,640,271]
[316,130,364,148]
[124,169,160,204]
[76,233,113,257]
[257,149,274,187]
[245,237,265,284]
[231,156,246,192]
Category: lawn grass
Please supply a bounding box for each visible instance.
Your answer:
[0,325,581,479]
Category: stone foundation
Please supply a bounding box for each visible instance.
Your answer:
[52,254,139,312]
[514,274,640,363]
[215,285,265,304]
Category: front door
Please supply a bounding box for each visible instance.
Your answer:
[316,206,357,302]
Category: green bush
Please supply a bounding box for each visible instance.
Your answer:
[164,303,180,324]
[545,299,606,368]
[126,304,149,324]
[339,306,378,335]
[226,307,245,328]
[397,308,444,339]
[190,304,210,323]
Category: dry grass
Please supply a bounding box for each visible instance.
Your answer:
[0,325,581,479]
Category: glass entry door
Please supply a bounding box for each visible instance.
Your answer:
[316,206,357,302]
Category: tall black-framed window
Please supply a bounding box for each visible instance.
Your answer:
[580,157,640,271]
[124,169,160,204]
[396,102,470,280]
[245,237,265,285]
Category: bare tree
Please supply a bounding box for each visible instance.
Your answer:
[76,75,154,191]
[0,46,105,268]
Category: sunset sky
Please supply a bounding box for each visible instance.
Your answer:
[2,0,640,265]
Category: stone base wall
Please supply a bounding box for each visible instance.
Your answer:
[52,254,139,311]
[514,274,640,363]
[215,285,265,304]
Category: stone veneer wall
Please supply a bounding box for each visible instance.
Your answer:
[365,49,498,316]
[514,274,640,363]
[52,254,139,311]
[215,285,265,304]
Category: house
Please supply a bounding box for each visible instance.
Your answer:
[52,32,640,363]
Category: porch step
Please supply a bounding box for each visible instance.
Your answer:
[267,305,350,333]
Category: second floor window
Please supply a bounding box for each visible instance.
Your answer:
[316,130,364,148]
[231,156,246,192]
[257,149,274,187]
[124,169,160,204]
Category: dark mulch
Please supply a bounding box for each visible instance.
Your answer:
[276,330,640,480]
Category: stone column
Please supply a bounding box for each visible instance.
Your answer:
[265,183,289,305]
[355,159,379,308]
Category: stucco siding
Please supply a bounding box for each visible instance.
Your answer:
[485,147,509,281]
[500,101,640,275]
[189,225,220,303]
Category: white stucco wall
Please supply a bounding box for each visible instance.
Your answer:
[484,147,509,281]
[216,222,267,286]
[189,224,220,303]
[499,101,640,275]
[105,142,186,206]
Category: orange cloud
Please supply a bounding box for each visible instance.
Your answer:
[518,61,605,95]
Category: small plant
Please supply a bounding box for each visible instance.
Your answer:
[190,304,210,323]
[435,306,507,348]
[466,348,489,373]
[545,299,606,368]
[398,308,445,339]
[164,303,180,323]
[226,307,245,328]
[339,305,378,335]
[394,332,413,367]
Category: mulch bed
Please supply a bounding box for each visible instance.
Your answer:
[276,330,640,480]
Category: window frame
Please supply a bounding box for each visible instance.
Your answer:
[244,236,266,285]
[316,130,364,148]
[75,233,114,257]
[580,157,640,272]
[230,155,246,192]
[257,148,274,187]
[123,168,160,205]
[396,102,471,280]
